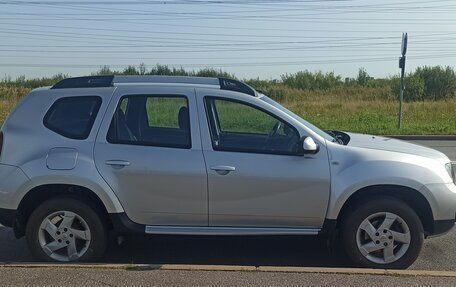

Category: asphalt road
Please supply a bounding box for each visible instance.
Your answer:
[409,139,456,160]
[1,225,456,271]
[1,268,456,287]
[0,139,455,271]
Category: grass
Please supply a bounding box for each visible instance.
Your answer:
[288,96,456,135]
[278,86,456,135]
[215,99,278,133]
[0,85,29,128]
[1,84,455,135]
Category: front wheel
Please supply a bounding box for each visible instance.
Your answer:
[26,197,107,262]
[341,197,424,269]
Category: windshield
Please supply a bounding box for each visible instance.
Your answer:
[260,95,335,142]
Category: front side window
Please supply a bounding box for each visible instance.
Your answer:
[43,96,101,140]
[205,97,300,155]
[107,95,191,149]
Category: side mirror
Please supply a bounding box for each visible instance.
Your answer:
[297,136,319,155]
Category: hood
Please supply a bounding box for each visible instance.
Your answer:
[345,132,449,162]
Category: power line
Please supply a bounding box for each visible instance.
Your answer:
[1,0,452,7]
[0,53,454,69]
[3,34,456,49]
[3,22,456,42]
[3,4,456,16]
[3,0,456,21]
[2,14,456,26]
[0,0,389,5]
[0,51,452,60]
[0,40,413,53]
[2,20,452,35]
[1,0,455,77]
[0,36,412,48]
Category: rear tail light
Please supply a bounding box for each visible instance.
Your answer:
[0,131,3,158]
[446,162,456,184]
[452,162,456,184]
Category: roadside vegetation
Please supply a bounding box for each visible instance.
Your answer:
[1,64,456,135]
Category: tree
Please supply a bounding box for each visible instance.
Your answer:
[356,67,371,86]
[139,63,147,75]
[390,74,425,101]
[415,66,456,100]
[122,65,139,75]
[95,65,113,75]
[281,70,342,90]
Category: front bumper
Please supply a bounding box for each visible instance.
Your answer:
[421,183,456,220]
[421,182,456,237]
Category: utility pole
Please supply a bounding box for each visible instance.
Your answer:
[398,33,407,129]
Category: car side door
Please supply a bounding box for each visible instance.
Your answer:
[196,88,331,229]
[94,85,207,226]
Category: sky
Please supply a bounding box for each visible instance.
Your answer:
[1,0,456,80]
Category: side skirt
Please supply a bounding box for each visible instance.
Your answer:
[110,213,324,236]
[145,225,320,236]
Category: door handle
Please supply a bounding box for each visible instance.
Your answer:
[210,165,235,175]
[105,160,130,167]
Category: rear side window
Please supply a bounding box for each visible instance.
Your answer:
[146,97,188,129]
[107,95,191,149]
[44,96,102,140]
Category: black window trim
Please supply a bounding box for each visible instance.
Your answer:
[107,94,192,150]
[43,95,102,140]
[204,96,302,156]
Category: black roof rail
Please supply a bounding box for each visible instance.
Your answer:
[51,75,257,96]
[51,76,114,89]
[219,78,256,96]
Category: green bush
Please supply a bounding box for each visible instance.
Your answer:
[1,73,67,89]
[415,66,456,100]
[390,74,425,101]
[4,64,456,103]
[390,66,456,101]
[280,70,343,91]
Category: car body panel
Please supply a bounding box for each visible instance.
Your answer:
[0,87,125,213]
[346,132,450,162]
[195,88,331,228]
[0,164,32,210]
[325,139,455,220]
[93,85,208,226]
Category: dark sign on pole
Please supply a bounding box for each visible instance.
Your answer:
[398,33,408,129]
[401,33,408,56]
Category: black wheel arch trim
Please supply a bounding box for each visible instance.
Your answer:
[0,208,16,228]
[109,212,145,235]
[430,219,455,237]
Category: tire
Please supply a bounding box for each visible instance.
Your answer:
[341,197,424,269]
[26,197,108,262]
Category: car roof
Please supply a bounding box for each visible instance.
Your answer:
[50,75,257,97]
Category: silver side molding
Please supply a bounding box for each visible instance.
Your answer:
[145,226,320,236]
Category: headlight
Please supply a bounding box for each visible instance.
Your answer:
[446,162,456,184]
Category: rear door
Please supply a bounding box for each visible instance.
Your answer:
[94,85,207,226]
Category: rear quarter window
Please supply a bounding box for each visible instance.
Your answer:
[43,96,102,139]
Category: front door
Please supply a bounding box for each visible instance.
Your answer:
[94,86,207,226]
[197,92,331,228]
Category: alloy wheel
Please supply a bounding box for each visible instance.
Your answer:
[356,212,411,264]
[38,210,91,262]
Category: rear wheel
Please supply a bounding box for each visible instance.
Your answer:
[26,197,107,262]
[341,197,424,269]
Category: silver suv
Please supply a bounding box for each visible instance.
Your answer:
[0,76,455,268]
